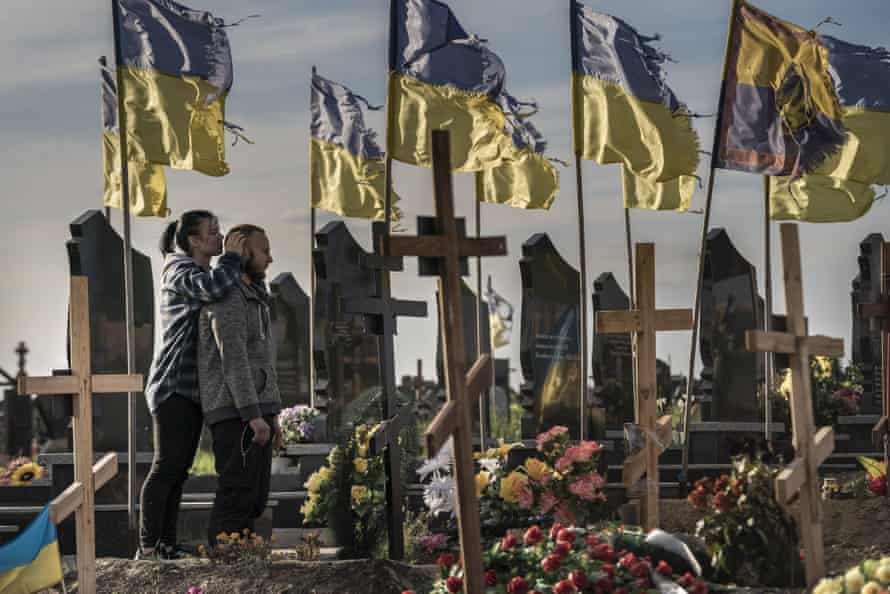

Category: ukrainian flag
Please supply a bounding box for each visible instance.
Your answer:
[114,0,233,176]
[0,507,63,594]
[101,57,168,218]
[714,1,845,178]
[770,34,890,222]
[571,3,699,212]
[310,69,399,221]
[388,0,558,209]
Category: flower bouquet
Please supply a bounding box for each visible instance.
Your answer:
[0,457,44,486]
[430,523,710,594]
[858,456,888,496]
[276,405,320,452]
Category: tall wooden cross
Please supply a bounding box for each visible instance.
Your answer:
[594,243,693,530]
[858,241,890,481]
[342,222,427,560]
[18,276,141,594]
[745,223,842,587]
[389,130,506,594]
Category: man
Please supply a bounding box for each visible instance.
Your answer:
[197,224,281,544]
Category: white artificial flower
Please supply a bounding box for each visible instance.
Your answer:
[845,568,865,593]
[416,438,454,481]
[423,475,456,518]
[477,457,502,474]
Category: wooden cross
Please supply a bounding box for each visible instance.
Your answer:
[594,243,693,530]
[858,241,890,479]
[745,223,842,587]
[15,341,28,377]
[388,130,506,594]
[341,221,427,560]
[18,276,142,594]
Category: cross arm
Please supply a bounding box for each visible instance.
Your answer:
[746,331,844,358]
[342,298,427,319]
[596,310,640,334]
[18,374,143,396]
[48,453,118,524]
[424,355,493,457]
[776,426,834,504]
[93,374,144,394]
[388,236,507,259]
[654,309,694,332]
[859,301,890,320]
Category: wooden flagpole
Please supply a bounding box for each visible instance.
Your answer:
[570,0,590,439]
[763,175,774,441]
[680,0,744,488]
[110,0,139,552]
[310,204,316,406]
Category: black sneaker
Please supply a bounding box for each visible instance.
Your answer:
[159,544,194,560]
[134,546,161,561]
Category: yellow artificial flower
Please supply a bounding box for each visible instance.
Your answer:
[10,463,43,486]
[305,471,323,493]
[778,369,792,401]
[499,471,528,504]
[524,458,551,482]
[318,466,334,482]
[357,443,369,457]
[354,457,369,474]
[814,356,833,381]
[475,471,491,498]
[351,485,369,505]
[497,442,522,459]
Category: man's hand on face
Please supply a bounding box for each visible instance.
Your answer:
[225,232,248,258]
[249,417,271,446]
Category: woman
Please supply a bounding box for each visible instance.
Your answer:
[138,210,246,560]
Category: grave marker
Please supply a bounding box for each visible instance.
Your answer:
[388,130,506,594]
[270,273,312,407]
[595,243,693,530]
[18,276,140,594]
[745,223,842,587]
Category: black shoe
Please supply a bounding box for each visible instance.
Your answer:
[134,546,162,561]
[159,543,194,560]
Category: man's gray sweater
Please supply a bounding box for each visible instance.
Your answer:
[197,279,282,425]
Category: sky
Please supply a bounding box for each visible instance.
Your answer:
[1,0,889,390]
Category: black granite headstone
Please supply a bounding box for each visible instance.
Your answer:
[4,388,31,457]
[852,233,885,414]
[270,273,312,407]
[519,234,582,438]
[699,228,763,422]
[592,272,634,426]
[313,222,381,437]
[65,210,154,452]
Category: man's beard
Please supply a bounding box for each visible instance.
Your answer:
[244,256,266,283]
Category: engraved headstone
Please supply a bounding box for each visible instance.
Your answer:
[699,228,763,421]
[592,272,634,426]
[852,233,885,414]
[313,222,381,437]
[270,273,312,407]
[519,234,582,438]
[65,210,154,451]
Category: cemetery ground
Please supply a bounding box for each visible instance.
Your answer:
[29,483,890,594]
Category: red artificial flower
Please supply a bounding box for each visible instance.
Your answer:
[677,572,694,588]
[485,569,498,586]
[501,533,519,550]
[507,576,530,594]
[524,525,545,545]
[552,579,577,594]
[584,534,600,548]
[556,528,576,544]
[569,569,588,589]
[714,474,730,493]
[630,560,650,579]
[437,553,457,568]
[592,543,617,563]
[541,554,561,572]
[445,576,463,593]
[618,552,636,568]
[592,576,613,594]
[401,591,415,594]
[868,474,887,496]
[656,560,672,577]
[600,563,615,577]
[553,541,572,559]
[550,523,564,540]
[635,577,651,589]
[712,492,731,513]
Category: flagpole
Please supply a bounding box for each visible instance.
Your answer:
[680,0,743,490]
[110,0,139,553]
[474,173,487,448]
[625,207,635,307]
[310,205,317,407]
[763,175,774,443]
[570,0,590,439]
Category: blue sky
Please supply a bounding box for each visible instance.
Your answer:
[2,0,888,388]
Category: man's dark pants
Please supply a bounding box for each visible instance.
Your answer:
[207,415,274,546]
[139,394,203,550]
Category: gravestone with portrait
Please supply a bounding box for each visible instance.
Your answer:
[270,272,312,408]
[518,234,582,439]
[592,272,634,427]
[852,233,885,415]
[313,221,382,439]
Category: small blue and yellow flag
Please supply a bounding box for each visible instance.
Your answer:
[484,275,513,349]
[114,0,233,176]
[715,1,845,178]
[388,0,558,209]
[770,34,890,222]
[101,57,168,217]
[310,69,399,221]
[0,507,63,594]
[571,3,699,211]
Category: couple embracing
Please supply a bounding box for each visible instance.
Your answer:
[138,210,281,559]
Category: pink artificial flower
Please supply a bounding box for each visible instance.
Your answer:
[538,490,559,515]
[564,446,592,464]
[518,484,535,510]
[555,455,574,474]
[568,473,606,501]
[553,502,576,525]
[535,426,569,451]
[419,532,448,553]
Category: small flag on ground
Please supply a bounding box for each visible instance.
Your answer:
[0,506,63,594]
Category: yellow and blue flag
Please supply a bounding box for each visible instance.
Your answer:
[770,34,890,222]
[114,0,233,176]
[484,275,513,349]
[388,0,558,209]
[715,1,845,178]
[0,507,63,594]
[310,69,400,221]
[571,3,699,211]
[101,57,168,217]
